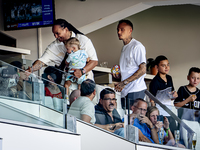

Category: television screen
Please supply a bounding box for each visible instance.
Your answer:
[3,0,55,31]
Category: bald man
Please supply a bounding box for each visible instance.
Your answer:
[69,89,81,106]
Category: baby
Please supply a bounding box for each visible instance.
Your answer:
[64,37,89,97]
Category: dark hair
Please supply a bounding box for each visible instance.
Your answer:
[118,19,133,30]
[10,61,23,73]
[43,66,62,85]
[53,19,84,35]
[100,88,115,99]
[155,55,168,66]
[131,98,147,107]
[188,67,200,76]
[81,79,96,96]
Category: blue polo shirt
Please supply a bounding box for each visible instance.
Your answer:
[133,118,154,143]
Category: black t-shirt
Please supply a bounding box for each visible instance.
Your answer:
[149,73,175,96]
[174,86,200,110]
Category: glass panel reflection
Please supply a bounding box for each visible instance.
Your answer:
[0,59,66,128]
[123,91,199,149]
[0,58,198,150]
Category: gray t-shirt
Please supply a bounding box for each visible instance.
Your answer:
[68,96,95,124]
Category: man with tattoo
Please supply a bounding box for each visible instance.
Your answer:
[27,19,98,82]
[114,20,147,109]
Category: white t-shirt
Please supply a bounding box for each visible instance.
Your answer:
[39,32,98,79]
[39,39,66,66]
[119,38,147,98]
[68,96,96,124]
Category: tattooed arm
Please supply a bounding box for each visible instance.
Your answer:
[26,60,45,75]
[114,62,146,92]
[32,60,45,72]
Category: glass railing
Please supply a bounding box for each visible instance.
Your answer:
[122,91,199,149]
[67,82,125,137]
[0,58,198,149]
[174,106,199,150]
[66,75,199,149]
[0,57,33,72]
[0,59,66,128]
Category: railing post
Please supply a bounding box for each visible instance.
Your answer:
[126,125,139,144]
[66,114,77,133]
[63,98,68,129]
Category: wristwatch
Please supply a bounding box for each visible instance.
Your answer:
[80,68,86,75]
[123,80,129,85]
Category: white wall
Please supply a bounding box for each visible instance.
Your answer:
[0,119,81,150]
[1,29,38,61]
[0,98,63,127]
[39,0,154,60]
[77,121,135,150]
[76,120,185,150]
[55,0,148,29]
[0,1,200,90]
[86,4,200,90]
[0,0,150,63]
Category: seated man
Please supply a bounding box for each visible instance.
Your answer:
[130,98,159,143]
[95,88,124,137]
[67,89,81,111]
[69,89,81,106]
[68,79,96,124]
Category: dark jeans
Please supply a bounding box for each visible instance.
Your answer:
[121,90,146,110]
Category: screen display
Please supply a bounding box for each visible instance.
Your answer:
[3,0,55,31]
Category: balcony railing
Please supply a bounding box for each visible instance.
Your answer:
[0,59,198,150]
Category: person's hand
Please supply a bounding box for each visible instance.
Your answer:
[169,91,178,100]
[22,72,29,81]
[114,122,124,130]
[188,94,197,102]
[163,116,169,129]
[155,121,163,132]
[25,66,32,77]
[114,81,125,92]
[138,115,152,127]
[172,91,178,99]
[71,68,82,78]
[129,113,138,125]
[104,124,115,133]
[111,72,121,80]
